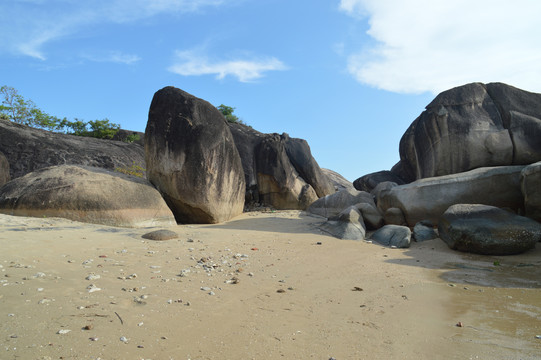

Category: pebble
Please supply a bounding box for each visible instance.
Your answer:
[34,272,46,278]
[536,335,541,339]
[200,287,211,291]
[89,337,99,341]
[85,274,101,281]
[57,329,71,335]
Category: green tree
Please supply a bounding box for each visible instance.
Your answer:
[0,85,121,139]
[217,104,240,123]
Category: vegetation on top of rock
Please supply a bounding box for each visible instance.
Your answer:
[217,104,248,126]
[1,85,121,140]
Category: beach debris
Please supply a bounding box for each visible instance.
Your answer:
[57,329,71,335]
[316,242,323,245]
[83,324,93,330]
[34,272,46,278]
[126,273,138,279]
[225,277,240,284]
[535,335,541,339]
[277,289,286,293]
[352,287,363,292]
[456,322,464,327]
[85,274,101,281]
[251,247,259,251]
[87,284,101,293]
[119,336,129,343]
[89,337,99,341]
[201,286,212,291]
[114,311,124,325]
[138,322,144,327]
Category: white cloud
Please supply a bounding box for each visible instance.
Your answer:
[81,51,141,65]
[339,0,541,94]
[168,49,288,82]
[0,0,226,60]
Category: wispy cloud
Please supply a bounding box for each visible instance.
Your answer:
[168,49,288,82]
[339,0,541,94]
[81,51,141,65]
[0,0,226,60]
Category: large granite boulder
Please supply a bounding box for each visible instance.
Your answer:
[145,86,245,224]
[377,166,525,227]
[521,162,541,222]
[307,188,375,219]
[319,206,366,240]
[0,151,9,187]
[321,168,355,192]
[255,134,318,209]
[228,122,334,210]
[395,82,541,182]
[438,204,541,255]
[0,120,145,180]
[353,170,405,193]
[0,165,175,227]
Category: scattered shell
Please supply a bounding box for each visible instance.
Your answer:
[137,322,144,327]
[119,336,128,343]
[89,337,99,341]
[209,291,215,296]
[535,335,541,339]
[200,287,211,291]
[37,288,44,292]
[34,272,46,278]
[127,273,137,279]
[85,274,101,281]
[87,284,102,293]
[57,329,71,335]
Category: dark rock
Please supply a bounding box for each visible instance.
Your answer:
[228,123,333,209]
[0,165,175,227]
[307,188,375,219]
[353,170,405,192]
[142,229,178,241]
[413,220,438,242]
[521,162,541,222]
[112,129,145,146]
[377,165,525,227]
[321,168,355,192]
[0,151,9,187]
[370,225,411,248]
[370,181,398,199]
[356,202,384,230]
[0,121,145,180]
[255,134,318,210]
[383,207,407,226]
[319,206,366,240]
[438,204,541,255]
[396,82,541,182]
[145,86,245,224]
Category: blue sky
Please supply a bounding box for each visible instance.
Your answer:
[2,0,541,181]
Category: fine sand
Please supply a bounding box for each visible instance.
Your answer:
[0,211,540,360]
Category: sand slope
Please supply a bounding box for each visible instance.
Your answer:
[0,211,540,360]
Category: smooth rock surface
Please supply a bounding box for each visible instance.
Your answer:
[413,220,438,242]
[307,188,375,219]
[319,206,366,240]
[521,162,541,222]
[142,229,179,241]
[377,166,525,226]
[321,168,355,192]
[438,204,541,255]
[353,170,405,193]
[0,165,175,227]
[370,225,411,248]
[145,86,245,224]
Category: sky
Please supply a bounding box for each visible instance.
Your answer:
[2,0,541,182]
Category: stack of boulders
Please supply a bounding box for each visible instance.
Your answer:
[0,86,335,227]
[311,82,541,254]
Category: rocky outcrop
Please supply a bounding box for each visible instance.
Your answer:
[0,165,175,227]
[307,188,375,219]
[321,168,355,192]
[228,122,334,210]
[521,162,541,222]
[370,225,411,248]
[319,206,366,240]
[0,120,145,180]
[145,86,245,224]
[438,204,541,255]
[353,170,405,193]
[395,82,541,182]
[0,151,9,187]
[377,166,525,227]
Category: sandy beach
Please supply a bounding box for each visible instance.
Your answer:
[0,211,540,360]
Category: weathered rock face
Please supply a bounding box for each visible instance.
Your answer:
[307,188,375,219]
[321,168,355,192]
[395,82,541,182]
[370,225,411,248]
[0,151,9,187]
[0,120,145,180]
[353,170,405,193]
[228,123,334,210]
[377,166,525,227]
[412,220,438,242]
[0,165,175,227]
[438,204,541,255]
[521,162,541,222]
[145,86,245,224]
[319,206,366,240]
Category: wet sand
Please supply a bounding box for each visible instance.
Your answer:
[0,211,540,360]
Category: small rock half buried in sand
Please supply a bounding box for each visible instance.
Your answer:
[142,229,179,241]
